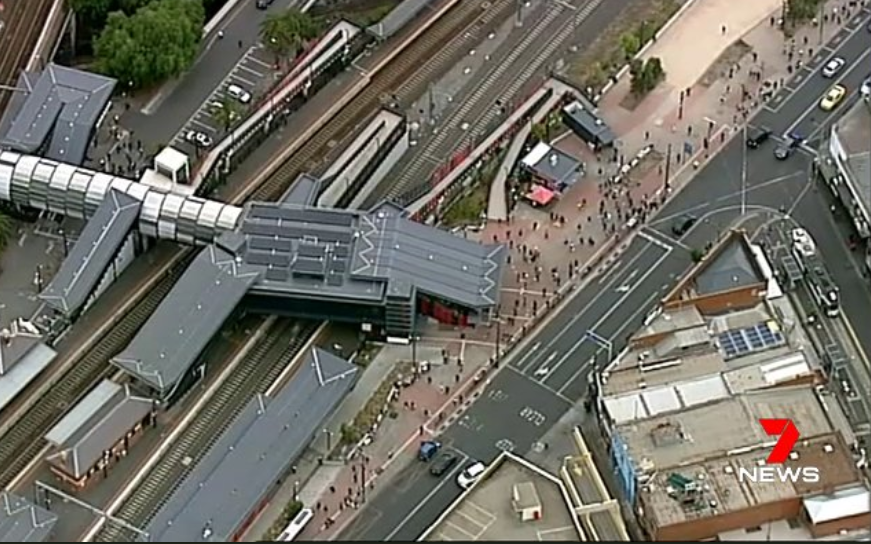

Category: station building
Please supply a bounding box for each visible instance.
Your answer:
[596,230,870,541]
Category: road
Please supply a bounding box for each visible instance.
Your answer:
[123,0,301,144]
[340,10,871,542]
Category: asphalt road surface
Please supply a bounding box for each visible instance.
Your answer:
[340,10,871,542]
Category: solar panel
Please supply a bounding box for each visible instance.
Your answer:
[732,332,749,354]
[298,243,326,259]
[278,208,354,227]
[248,236,293,252]
[265,267,289,282]
[293,257,326,277]
[333,244,350,258]
[746,327,764,350]
[330,258,347,273]
[327,273,344,287]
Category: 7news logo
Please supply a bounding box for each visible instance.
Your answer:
[737,418,821,484]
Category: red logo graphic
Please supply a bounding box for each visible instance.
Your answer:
[759,418,800,463]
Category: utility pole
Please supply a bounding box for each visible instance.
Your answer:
[663,142,673,189]
[427,83,435,124]
[515,0,523,27]
[817,0,825,45]
[740,124,748,216]
[494,311,502,368]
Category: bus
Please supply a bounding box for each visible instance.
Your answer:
[276,508,314,541]
[790,228,841,317]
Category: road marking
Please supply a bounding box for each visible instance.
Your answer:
[384,455,466,541]
[637,229,671,251]
[539,248,672,385]
[506,366,572,403]
[518,242,659,374]
[643,228,692,252]
[191,118,217,131]
[230,73,257,87]
[532,350,559,377]
[598,259,621,285]
[238,63,264,78]
[246,54,272,69]
[512,341,540,371]
[615,269,638,292]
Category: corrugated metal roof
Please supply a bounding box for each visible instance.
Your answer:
[279,173,321,206]
[804,485,871,524]
[146,348,357,542]
[112,245,261,394]
[39,189,142,317]
[0,64,115,165]
[366,0,434,40]
[45,380,121,446]
[46,382,153,479]
[0,341,57,414]
[0,492,57,542]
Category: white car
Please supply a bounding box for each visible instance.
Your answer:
[227,83,251,104]
[861,78,870,100]
[456,461,486,489]
[184,130,213,149]
[821,57,846,78]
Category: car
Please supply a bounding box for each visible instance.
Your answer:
[671,214,697,236]
[255,0,274,8]
[430,452,459,476]
[418,440,441,462]
[227,83,251,104]
[774,134,803,160]
[819,84,847,111]
[861,78,870,100]
[821,57,846,78]
[456,461,486,489]
[745,127,772,149]
[184,130,213,149]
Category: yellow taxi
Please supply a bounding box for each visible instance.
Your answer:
[819,84,847,111]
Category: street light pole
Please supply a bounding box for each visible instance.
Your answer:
[663,142,673,189]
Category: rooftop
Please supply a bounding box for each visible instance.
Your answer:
[366,0,433,40]
[240,201,505,310]
[423,452,581,541]
[279,173,321,207]
[833,99,871,218]
[39,189,142,317]
[45,380,153,479]
[0,491,58,542]
[146,348,357,542]
[0,64,115,165]
[0,331,57,413]
[520,142,582,188]
[112,245,261,394]
[561,99,615,147]
[614,386,834,472]
[639,433,861,529]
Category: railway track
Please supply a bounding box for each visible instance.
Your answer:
[370,0,607,207]
[93,319,319,542]
[0,0,55,113]
[0,254,193,489]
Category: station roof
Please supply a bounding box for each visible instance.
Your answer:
[279,173,321,206]
[146,348,357,542]
[366,0,433,40]
[0,64,115,165]
[240,201,505,310]
[112,245,261,394]
[0,335,57,413]
[45,380,153,479]
[0,491,58,542]
[39,189,141,317]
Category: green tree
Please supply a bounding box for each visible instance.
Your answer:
[786,0,822,24]
[69,0,113,27]
[210,96,244,131]
[629,57,666,97]
[530,122,548,143]
[93,0,205,89]
[690,248,705,263]
[260,8,321,59]
[620,31,642,59]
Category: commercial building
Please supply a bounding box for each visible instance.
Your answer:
[596,230,869,541]
[143,348,356,542]
[0,64,115,166]
[0,491,58,542]
[520,142,583,192]
[44,380,155,489]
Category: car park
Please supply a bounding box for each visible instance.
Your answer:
[745,127,771,149]
[227,83,252,104]
[821,57,846,78]
[456,461,486,489]
[774,133,803,160]
[430,452,459,476]
[184,130,213,149]
[418,440,441,462]
[819,84,847,111]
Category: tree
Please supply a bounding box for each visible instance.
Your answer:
[629,57,666,97]
[69,0,113,27]
[260,8,321,60]
[786,0,822,24]
[620,31,641,59]
[690,248,705,263]
[93,0,204,89]
[530,122,548,143]
[210,96,244,132]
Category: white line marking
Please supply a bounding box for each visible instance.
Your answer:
[237,63,265,78]
[246,54,272,69]
[514,342,541,371]
[230,74,256,87]
[191,118,217,131]
[637,230,671,250]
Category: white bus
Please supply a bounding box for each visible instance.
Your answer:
[276,508,314,541]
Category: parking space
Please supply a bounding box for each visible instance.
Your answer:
[170,44,276,153]
[435,500,496,540]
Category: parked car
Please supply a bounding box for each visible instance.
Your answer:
[456,461,486,489]
[418,440,441,462]
[430,452,459,476]
[745,127,772,149]
[821,57,846,78]
[184,129,213,149]
[774,133,803,160]
[227,83,252,104]
[819,84,847,111]
[671,214,697,236]
[255,0,274,8]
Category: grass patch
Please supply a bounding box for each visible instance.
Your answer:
[342,361,415,446]
[564,0,681,92]
[698,39,753,87]
[261,500,303,541]
[311,0,401,27]
[440,152,505,228]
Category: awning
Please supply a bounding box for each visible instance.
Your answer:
[526,185,555,206]
[804,486,871,525]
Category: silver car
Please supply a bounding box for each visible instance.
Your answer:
[821,57,845,78]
